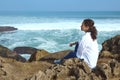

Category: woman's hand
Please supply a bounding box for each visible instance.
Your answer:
[69,42,78,47]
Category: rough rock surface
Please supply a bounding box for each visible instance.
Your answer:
[101,35,120,54]
[0,56,52,80]
[13,47,37,54]
[28,49,50,62]
[0,45,26,62]
[39,50,72,63]
[99,35,120,63]
[29,58,120,80]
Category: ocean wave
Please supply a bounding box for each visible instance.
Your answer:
[1,21,120,32]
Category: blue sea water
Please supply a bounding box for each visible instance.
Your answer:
[0,11,120,59]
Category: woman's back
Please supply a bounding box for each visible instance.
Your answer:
[76,32,99,68]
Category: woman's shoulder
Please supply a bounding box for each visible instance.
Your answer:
[82,32,91,39]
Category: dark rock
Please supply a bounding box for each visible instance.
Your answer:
[101,35,120,54]
[0,45,26,62]
[13,46,37,54]
[99,35,120,62]
[0,26,17,32]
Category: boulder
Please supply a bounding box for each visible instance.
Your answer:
[101,35,120,54]
[39,50,72,63]
[99,35,120,62]
[0,45,26,62]
[28,49,49,62]
[13,46,37,54]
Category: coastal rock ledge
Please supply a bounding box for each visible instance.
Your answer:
[0,35,120,80]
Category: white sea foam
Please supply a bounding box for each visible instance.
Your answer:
[1,19,120,31]
[20,54,31,60]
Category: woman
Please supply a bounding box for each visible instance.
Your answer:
[55,19,99,69]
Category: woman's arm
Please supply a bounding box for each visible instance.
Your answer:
[69,41,78,47]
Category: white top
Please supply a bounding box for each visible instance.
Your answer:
[76,32,99,68]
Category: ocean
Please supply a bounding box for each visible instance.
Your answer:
[0,11,120,59]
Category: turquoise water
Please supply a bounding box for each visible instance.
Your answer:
[0,11,120,59]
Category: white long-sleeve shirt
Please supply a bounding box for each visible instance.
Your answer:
[76,32,99,68]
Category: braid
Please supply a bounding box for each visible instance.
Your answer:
[90,26,97,40]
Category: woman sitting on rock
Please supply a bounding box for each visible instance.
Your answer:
[55,19,99,69]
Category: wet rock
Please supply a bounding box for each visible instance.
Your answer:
[0,26,17,32]
[13,46,37,54]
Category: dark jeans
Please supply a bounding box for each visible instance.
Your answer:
[64,42,79,59]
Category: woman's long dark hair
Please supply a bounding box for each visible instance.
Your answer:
[83,19,97,40]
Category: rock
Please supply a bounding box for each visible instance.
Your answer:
[101,35,120,54]
[28,49,49,62]
[30,70,50,80]
[99,35,120,62]
[39,50,72,63]
[109,59,120,77]
[63,58,91,74]
[29,58,94,80]
[13,46,37,54]
[0,26,17,32]
[0,56,52,80]
[94,59,120,80]
[0,45,26,62]
[94,63,112,80]
[99,51,114,58]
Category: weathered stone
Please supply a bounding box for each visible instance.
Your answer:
[30,70,49,80]
[0,57,52,80]
[99,51,114,58]
[39,50,72,63]
[101,35,120,54]
[93,63,112,80]
[109,59,120,77]
[28,49,49,62]
[0,45,26,62]
[99,35,120,62]
[13,47,37,54]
